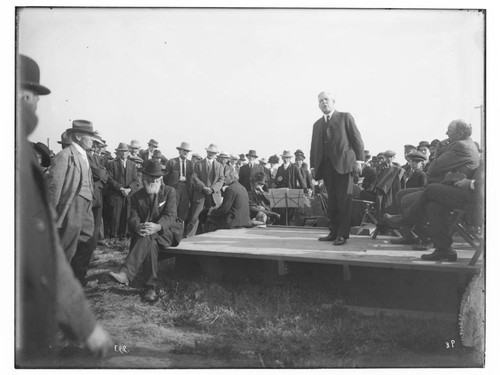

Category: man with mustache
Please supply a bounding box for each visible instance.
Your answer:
[109,160,182,302]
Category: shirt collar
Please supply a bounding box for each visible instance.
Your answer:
[72,142,88,160]
[324,110,335,121]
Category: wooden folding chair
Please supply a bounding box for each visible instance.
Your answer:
[449,209,483,266]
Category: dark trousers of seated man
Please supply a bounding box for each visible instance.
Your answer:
[404,183,472,249]
[121,233,171,288]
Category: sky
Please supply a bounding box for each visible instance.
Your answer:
[17,7,484,165]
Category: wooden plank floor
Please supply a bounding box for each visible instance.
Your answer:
[167,226,483,274]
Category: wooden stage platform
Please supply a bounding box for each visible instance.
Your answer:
[167,226,483,275]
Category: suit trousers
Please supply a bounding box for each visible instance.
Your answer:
[122,235,161,287]
[58,195,96,285]
[320,159,353,238]
[185,195,213,238]
[109,195,129,238]
[175,182,190,221]
[406,183,469,249]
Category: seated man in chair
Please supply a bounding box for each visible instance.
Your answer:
[109,160,182,301]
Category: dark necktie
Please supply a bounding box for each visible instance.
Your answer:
[181,159,185,177]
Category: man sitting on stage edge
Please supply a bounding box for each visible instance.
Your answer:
[109,160,183,302]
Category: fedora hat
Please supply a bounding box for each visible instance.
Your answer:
[383,150,396,158]
[191,153,202,161]
[93,132,105,146]
[253,172,266,185]
[230,154,239,160]
[139,159,166,177]
[129,139,141,149]
[218,152,230,159]
[176,141,192,152]
[66,119,96,136]
[246,150,258,158]
[18,54,51,96]
[147,139,159,147]
[239,154,246,161]
[129,155,144,165]
[205,143,218,153]
[258,157,267,164]
[57,130,72,145]
[280,150,293,158]
[115,142,129,152]
[104,151,114,160]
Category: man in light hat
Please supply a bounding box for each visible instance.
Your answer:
[109,160,183,302]
[47,120,99,286]
[128,139,141,158]
[310,91,365,245]
[238,149,265,191]
[229,154,240,173]
[106,142,141,242]
[17,54,112,365]
[185,143,225,237]
[164,142,194,224]
[218,152,235,182]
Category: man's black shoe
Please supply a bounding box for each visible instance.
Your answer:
[333,235,347,246]
[143,288,158,302]
[421,248,457,262]
[319,233,336,242]
[383,213,405,229]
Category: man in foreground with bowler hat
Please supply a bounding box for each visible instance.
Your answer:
[109,160,183,302]
[46,119,99,285]
[17,55,111,365]
[238,149,265,191]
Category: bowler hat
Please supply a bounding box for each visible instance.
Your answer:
[18,55,51,95]
[205,144,219,153]
[66,119,96,136]
[148,139,159,147]
[115,142,129,152]
[294,149,306,159]
[176,141,192,152]
[383,150,396,158]
[280,150,293,158]
[138,160,166,177]
[129,139,141,149]
[33,142,51,168]
[268,154,279,164]
[246,150,258,158]
[57,130,72,145]
[407,151,426,162]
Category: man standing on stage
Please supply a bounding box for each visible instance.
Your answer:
[309,91,364,245]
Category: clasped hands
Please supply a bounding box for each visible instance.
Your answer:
[120,187,131,197]
[138,222,161,237]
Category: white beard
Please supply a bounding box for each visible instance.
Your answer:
[144,180,161,195]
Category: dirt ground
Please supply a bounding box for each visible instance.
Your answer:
[50,241,483,369]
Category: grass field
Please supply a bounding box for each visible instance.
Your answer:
[52,240,484,368]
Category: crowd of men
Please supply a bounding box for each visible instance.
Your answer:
[17,55,484,366]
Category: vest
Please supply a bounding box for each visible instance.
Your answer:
[78,154,93,201]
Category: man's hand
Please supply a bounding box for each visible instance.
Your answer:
[276,176,283,182]
[202,186,213,195]
[139,222,161,236]
[119,187,127,197]
[355,161,363,175]
[454,178,473,190]
[85,324,113,357]
[123,188,131,196]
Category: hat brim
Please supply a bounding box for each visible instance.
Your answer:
[66,128,96,136]
[115,148,129,152]
[246,154,258,158]
[280,154,292,158]
[176,147,192,152]
[138,169,166,177]
[22,82,51,96]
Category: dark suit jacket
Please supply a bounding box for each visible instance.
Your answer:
[88,153,108,208]
[106,158,140,204]
[239,163,265,191]
[138,149,168,164]
[208,181,252,229]
[164,157,193,190]
[128,184,183,249]
[310,110,364,179]
[404,169,427,189]
[427,137,480,183]
[275,164,306,190]
[298,163,313,189]
[192,158,225,205]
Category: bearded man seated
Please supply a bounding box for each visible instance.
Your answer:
[109,160,182,302]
